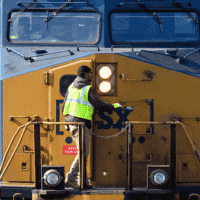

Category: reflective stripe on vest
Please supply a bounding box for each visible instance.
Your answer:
[63,85,94,120]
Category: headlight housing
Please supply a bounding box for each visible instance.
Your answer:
[43,169,63,187]
[96,64,116,95]
[150,169,168,186]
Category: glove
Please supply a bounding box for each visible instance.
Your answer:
[112,103,123,109]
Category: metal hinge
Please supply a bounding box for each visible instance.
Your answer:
[43,72,50,85]
[43,72,54,85]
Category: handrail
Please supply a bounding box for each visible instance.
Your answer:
[77,45,100,51]
[0,122,32,181]
[0,121,86,190]
[0,124,26,175]
[111,45,133,51]
[126,121,200,161]
[40,122,84,125]
[2,120,199,191]
[120,73,153,82]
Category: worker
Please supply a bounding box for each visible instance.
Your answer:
[62,65,122,189]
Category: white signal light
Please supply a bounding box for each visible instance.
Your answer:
[99,66,112,79]
[43,169,62,187]
[154,172,166,185]
[99,81,111,93]
[150,169,168,186]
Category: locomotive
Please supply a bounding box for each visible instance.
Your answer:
[1,0,200,199]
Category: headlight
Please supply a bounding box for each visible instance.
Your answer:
[96,64,116,95]
[154,172,166,184]
[43,169,62,187]
[99,66,112,79]
[150,169,168,186]
[99,81,112,93]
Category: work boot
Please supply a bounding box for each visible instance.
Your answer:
[65,174,80,189]
[77,173,93,189]
[65,180,80,189]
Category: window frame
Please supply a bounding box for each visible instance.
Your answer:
[7,8,101,45]
[108,7,200,48]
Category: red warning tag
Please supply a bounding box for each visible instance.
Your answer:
[63,146,78,155]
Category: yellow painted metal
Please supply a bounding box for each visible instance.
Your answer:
[91,54,200,187]
[63,194,125,200]
[2,53,200,189]
[4,153,31,182]
[3,68,50,184]
[177,154,200,182]
[2,57,94,185]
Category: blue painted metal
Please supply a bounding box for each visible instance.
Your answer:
[0,0,200,80]
[65,137,72,144]
[96,108,133,129]
[138,136,145,144]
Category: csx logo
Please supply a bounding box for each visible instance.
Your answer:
[96,108,133,129]
[56,100,133,134]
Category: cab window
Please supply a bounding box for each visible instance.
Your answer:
[9,11,100,44]
[111,12,199,44]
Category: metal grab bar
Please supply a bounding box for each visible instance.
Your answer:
[0,123,32,181]
[3,120,198,191]
[119,73,153,82]
[125,121,200,190]
[40,122,84,125]
[0,121,86,190]
[13,193,25,200]
[77,45,100,51]
[126,123,133,190]
[124,121,198,157]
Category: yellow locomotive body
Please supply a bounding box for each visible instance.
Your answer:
[2,53,200,199]
[2,0,200,199]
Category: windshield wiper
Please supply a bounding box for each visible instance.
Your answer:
[6,47,34,62]
[138,3,163,32]
[175,47,200,63]
[6,47,74,63]
[8,0,37,23]
[44,3,69,23]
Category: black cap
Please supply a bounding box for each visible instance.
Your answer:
[78,65,91,77]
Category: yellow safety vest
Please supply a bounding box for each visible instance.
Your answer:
[63,85,94,120]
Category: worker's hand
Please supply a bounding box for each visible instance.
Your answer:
[112,103,123,109]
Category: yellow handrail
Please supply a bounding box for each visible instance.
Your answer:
[0,121,84,181]
[0,122,32,181]
[0,120,199,182]
[126,121,199,160]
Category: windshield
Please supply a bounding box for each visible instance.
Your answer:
[111,12,199,43]
[9,11,100,44]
